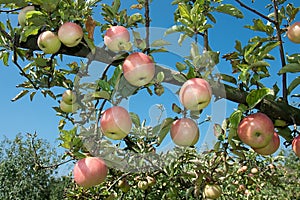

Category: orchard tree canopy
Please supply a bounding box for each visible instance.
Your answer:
[0,0,300,199]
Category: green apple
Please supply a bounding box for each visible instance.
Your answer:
[179,78,212,111]
[100,106,132,140]
[59,101,79,113]
[118,178,130,193]
[104,26,131,52]
[58,22,83,47]
[18,6,35,27]
[170,118,199,147]
[138,180,149,190]
[203,184,222,199]
[73,157,108,188]
[62,90,77,105]
[237,113,274,149]
[122,52,155,87]
[37,31,61,54]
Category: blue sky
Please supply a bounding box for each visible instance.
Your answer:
[0,0,299,157]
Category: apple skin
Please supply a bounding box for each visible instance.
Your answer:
[179,78,212,111]
[138,180,149,190]
[287,22,300,44]
[237,113,274,149]
[292,135,300,158]
[104,26,130,52]
[100,106,132,140]
[59,101,79,113]
[203,184,222,199]
[18,6,35,27]
[122,52,155,87]
[73,157,108,188]
[62,90,77,105]
[253,132,280,155]
[37,31,61,54]
[170,118,199,147]
[58,22,83,47]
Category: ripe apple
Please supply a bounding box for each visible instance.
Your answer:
[253,132,280,155]
[18,6,35,27]
[104,26,130,52]
[287,22,300,43]
[73,157,108,188]
[170,118,199,147]
[59,101,79,113]
[58,22,83,47]
[203,184,222,199]
[179,78,212,111]
[37,31,61,54]
[62,90,77,105]
[122,52,155,87]
[100,106,132,140]
[237,113,274,149]
[250,167,258,174]
[292,135,300,158]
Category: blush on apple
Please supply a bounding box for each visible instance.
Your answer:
[58,22,83,47]
[37,31,61,54]
[122,52,155,87]
[170,118,199,147]
[292,135,300,158]
[73,157,108,188]
[237,113,274,149]
[253,132,280,155]
[100,106,132,140]
[287,22,300,44]
[104,26,130,52]
[179,78,212,111]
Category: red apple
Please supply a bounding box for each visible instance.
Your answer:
[122,52,155,87]
[100,106,132,140]
[170,118,199,147]
[237,113,274,149]
[62,90,77,105]
[58,22,83,47]
[104,26,130,52]
[287,22,300,43]
[292,135,300,158]
[179,78,212,111]
[253,132,280,155]
[73,157,108,188]
[18,6,35,27]
[203,184,222,199]
[37,31,61,54]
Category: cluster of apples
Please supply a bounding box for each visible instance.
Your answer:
[237,113,280,155]
[59,90,79,113]
[18,6,84,54]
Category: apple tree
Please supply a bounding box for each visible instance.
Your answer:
[0,0,300,199]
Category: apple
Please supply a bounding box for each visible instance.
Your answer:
[170,118,199,147]
[179,78,212,111]
[250,167,258,174]
[137,180,149,190]
[37,31,61,54]
[122,52,155,87]
[237,165,248,173]
[292,135,300,158]
[62,90,77,105]
[73,157,108,188]
[237,113,274,149]
[203,184,222,199]
[253,132,280,155]
[59,101,79,113]
[104,26,130,52]
[118,178,130,193]
[58,22,83,47]
[287,22,300,44]
[18,6,35,27]
[146,176,156,187]
[100,106,132,140]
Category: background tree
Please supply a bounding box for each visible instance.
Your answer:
[0,0,300,199]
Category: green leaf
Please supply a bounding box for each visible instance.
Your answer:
[288,76,300,94]
[11,90,29,102]
[246,88,273,109]
[156,71,165,82]
[130,112,141,127]
[172,73,187,83]
[178,3,190,20]
[151,39,171,47]
[244,19,274,35]
[229,110,243,129]
[153,118,174,146]
[278,63,300,74]
[218,73,237,85]
[215,4,244,19]
[92,91,111,100]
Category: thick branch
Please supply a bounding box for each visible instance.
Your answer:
[17,36,300,126]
